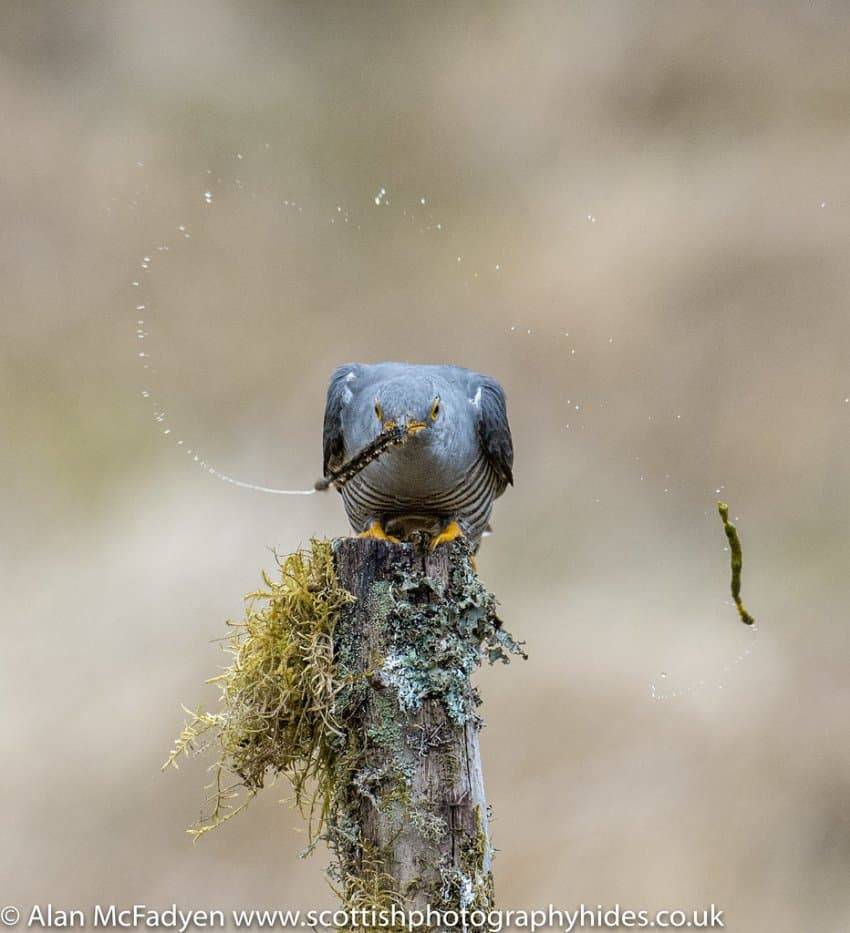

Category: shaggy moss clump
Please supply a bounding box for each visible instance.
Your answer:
[163,539,354,840]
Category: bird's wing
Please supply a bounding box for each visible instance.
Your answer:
[471,373,514,486]
[322,364,360,475]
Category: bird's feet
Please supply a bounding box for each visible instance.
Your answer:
[428,520,465,551]
[358,520,401,544]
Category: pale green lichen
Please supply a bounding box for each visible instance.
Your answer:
[379,550,525,726]
[409,804,448,843]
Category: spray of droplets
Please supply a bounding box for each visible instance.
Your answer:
[649,624,758,702]
[129,162,316,495]
[127,167,503,495]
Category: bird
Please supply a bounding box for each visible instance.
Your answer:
[321,362,513,552]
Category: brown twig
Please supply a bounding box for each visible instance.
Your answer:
[315,425,412,491]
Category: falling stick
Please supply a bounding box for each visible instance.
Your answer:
[717,501,755,626]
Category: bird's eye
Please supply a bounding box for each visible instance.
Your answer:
[374,401,384,421]
[430,397,441,420]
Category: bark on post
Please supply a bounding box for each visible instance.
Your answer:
[326,536,521,918]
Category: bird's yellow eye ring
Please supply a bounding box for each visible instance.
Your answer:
[374,401,384,421]
[430,396,441,421]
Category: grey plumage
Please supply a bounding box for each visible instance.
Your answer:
[322,362,513,550]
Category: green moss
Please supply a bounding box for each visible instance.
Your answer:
[330,845,406,933]
[717,501,755,626]
[162,539,355,841]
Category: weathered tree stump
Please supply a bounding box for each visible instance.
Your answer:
[326,536,522,919]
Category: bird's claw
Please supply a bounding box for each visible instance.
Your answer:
[358,521,401,544]
[428,520,465,551]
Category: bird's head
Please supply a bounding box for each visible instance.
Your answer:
[371,376,444,439]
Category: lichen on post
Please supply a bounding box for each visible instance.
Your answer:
[164,535,523,919]
[328,536,523,916]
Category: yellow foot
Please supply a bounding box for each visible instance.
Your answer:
[429,520,465,551]
[358,520,401,544]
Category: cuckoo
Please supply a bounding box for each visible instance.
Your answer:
[321,362,514,551]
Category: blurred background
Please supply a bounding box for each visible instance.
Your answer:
[2,1,850,930]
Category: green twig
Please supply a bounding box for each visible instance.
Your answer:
[717,502,755,626]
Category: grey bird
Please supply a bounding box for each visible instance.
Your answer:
[322,362,513,551]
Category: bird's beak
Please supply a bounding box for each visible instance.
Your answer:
[383,416,427,435]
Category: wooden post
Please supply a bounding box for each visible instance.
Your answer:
[326,536,520,918]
